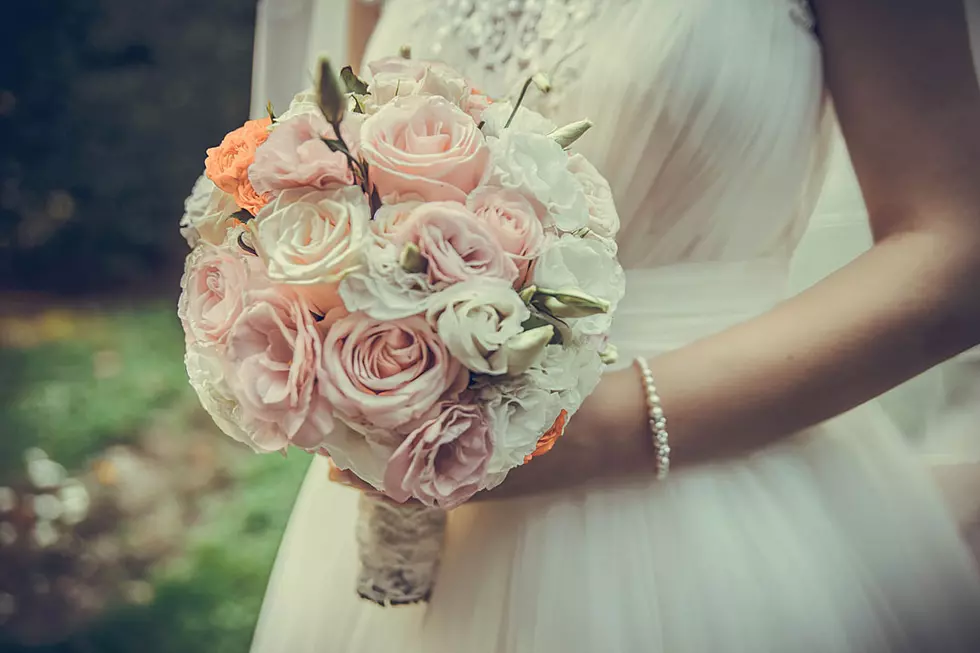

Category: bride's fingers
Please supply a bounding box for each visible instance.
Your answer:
[326,460,427,507]
[327,465,374,491]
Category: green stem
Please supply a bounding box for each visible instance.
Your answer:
[504,77,536,129]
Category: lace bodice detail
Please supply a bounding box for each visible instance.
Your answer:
[398,0,815,103]
[365,0,829,269]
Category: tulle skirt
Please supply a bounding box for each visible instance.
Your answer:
[250,264,980,652]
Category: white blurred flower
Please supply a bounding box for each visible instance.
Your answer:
[26,452,66,490]
[0,522,17,546]
[0,488,15,513]
[58,480,90,525]
[33,520,59,548]
[486,131,588,232]
[32,494,63,521]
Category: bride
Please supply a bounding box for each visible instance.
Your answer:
[248,0,980,650]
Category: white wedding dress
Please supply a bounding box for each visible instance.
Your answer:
[249,1,980,651]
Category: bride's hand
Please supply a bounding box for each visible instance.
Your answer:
[325,458,405,504]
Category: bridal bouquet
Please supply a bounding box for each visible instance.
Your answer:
[178,54,624,604]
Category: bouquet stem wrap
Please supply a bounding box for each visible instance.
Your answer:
[355,494,447,605]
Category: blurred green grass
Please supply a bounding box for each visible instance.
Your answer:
[0,302,309,651]
[0,303,191,476]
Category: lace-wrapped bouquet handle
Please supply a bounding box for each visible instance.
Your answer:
[176,51,625,605]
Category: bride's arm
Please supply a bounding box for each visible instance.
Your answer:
[347,0,381,73]
[485,0,980,498]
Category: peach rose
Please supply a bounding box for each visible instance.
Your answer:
[466,186,546,284]
[225,285,334,452]
[359,96,490,203]
[383,403,494,509]
[391,201,519,287]
[318,314,468,433]
[204,116,272,214]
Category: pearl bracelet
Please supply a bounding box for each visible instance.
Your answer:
[634,357,670,480]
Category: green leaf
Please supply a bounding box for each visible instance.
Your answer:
[340,66,369,95]
[350,94,366,114]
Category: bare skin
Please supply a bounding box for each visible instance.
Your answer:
[335,1,980,510]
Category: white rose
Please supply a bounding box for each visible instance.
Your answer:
[179,174,217,247]
[180,178,239,247]
[487,131,589,232]
[567,154,621,239]
[338,239,439,320]
[253,186,370,302]
[185,345,255,449]
[533,235,626,337]
[479,102,556,139]
[426,280,530,375]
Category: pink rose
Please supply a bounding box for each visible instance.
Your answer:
[226,285,334,452]
[249,113,354,198]
[365,57,469,110]
[178,241,254,348]
[391,202,519,286]
[359,95,490,203]
[318,314,468,432]
[383,403,493,509]
[462,88,492,123]
[466,187,546,285]
[371,199,423,237]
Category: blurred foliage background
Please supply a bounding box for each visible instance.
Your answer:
[0,1,309,650]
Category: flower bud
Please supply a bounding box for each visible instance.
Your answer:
[500,325,554,375]
[399,242,428,274]
[549,119,593,149]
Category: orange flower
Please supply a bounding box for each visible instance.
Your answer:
[204,116,272,203]
[234,177,270,215]
[524,409,568,463]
